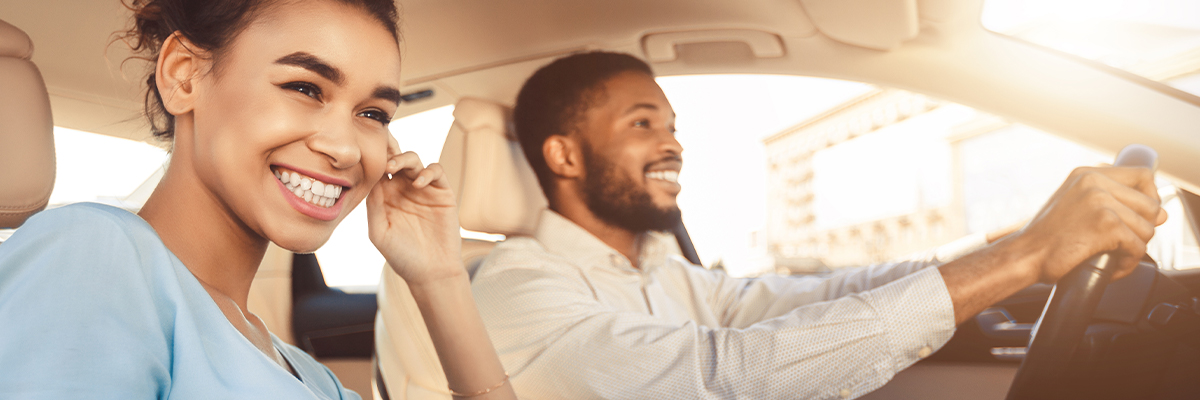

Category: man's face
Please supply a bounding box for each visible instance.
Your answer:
[576,71,683,232]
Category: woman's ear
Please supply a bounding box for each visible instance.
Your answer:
[155,32,206,116]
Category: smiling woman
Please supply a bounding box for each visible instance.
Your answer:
[0,0,513,399]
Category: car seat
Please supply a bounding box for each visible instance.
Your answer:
[0,18,55,229]
[373,97,545,400]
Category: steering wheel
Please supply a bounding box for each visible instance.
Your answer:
[1005,144,1159,400]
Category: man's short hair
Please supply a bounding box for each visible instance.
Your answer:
[513,51,654,199]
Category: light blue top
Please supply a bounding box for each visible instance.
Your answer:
[0,203,361,400]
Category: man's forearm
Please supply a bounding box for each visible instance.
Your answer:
[986,220,1027,244]
[938,234,1044,324]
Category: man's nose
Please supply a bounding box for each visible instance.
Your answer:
[662,130,683,156]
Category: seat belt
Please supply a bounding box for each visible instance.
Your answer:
[671,220,703,266]
[373,352,392,400]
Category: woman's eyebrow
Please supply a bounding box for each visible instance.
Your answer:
[373,86,401,106]
[274,52,344,85]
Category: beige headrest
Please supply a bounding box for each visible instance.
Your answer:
[438,98,548,236]
[0,19,55,228]
[0,19,33,60]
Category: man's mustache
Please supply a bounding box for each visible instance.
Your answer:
[645,154,683,171]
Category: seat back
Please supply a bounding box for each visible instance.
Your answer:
[0,19,55,229]
[374,98,546,399]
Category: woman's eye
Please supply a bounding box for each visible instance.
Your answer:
[282,82,322,100]
[359,109,392,126]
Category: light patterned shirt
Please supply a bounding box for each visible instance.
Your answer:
[472,210,988,399]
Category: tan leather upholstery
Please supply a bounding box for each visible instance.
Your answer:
[0,19,55,228]
[247,243,295,345]
[439,97,548,237]
[375,98,545,400]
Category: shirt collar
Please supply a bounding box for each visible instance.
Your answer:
[534,209,675,274]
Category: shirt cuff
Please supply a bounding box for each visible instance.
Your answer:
[864,267,957,379]
[934,232,989,264]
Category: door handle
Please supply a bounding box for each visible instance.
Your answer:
[976,307,1034,340]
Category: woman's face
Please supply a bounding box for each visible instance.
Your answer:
[184,0,401,252]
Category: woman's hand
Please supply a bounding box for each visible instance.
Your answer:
[366,144,464,285]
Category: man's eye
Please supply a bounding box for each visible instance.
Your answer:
[633,119,650,128]
[359,109,392,126]
[282,82,322,100]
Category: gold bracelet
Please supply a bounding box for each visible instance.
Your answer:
[449,373,509,398]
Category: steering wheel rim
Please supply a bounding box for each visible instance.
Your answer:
[1005,254,1116,400]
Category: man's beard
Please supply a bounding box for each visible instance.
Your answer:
[580,143,682,232]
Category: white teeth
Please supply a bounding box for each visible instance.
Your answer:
[645,170,679,184]
[273,167,346,209]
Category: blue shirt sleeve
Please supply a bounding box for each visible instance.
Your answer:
[0,205,172,399]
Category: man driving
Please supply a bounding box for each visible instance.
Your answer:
[470,51,1166,399]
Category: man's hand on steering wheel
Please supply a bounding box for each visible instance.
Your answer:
[937,164,1167,325]
[1015,165,1167,284]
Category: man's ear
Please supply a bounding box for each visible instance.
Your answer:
[543,135,584,179]
[155,32,206,116]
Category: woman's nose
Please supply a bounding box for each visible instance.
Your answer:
[306,119,361,169]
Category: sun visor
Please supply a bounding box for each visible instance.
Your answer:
[800,0,920,50]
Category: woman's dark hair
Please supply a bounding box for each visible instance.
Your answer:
[512,51,654,199]
[118,0,400,142]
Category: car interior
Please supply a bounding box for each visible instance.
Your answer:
[3,0,1200,399]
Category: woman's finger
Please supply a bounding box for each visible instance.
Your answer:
[412,163,448,189]
[391,151,426,180]
[387,133,401,158]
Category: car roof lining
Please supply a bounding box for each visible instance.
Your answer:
[2,0,1199,191]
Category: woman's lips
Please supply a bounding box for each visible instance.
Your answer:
[271,166,347,221]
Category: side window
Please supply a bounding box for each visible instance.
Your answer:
[49,127,168,209]
[315,105,455,289]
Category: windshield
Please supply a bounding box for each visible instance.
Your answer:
[983,0,1200,95]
